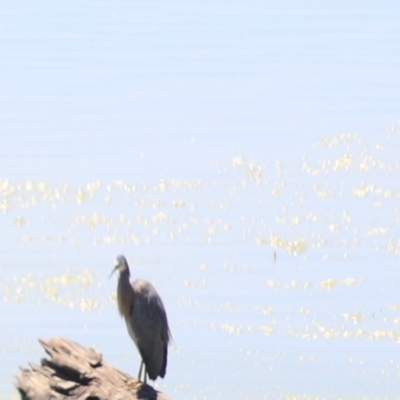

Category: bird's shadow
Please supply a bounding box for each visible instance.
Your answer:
[137,383,161,400]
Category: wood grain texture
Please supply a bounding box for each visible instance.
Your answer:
[15,337,170,400]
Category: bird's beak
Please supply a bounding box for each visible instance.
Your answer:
[109,264,119,279]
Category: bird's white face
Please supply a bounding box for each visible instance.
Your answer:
[110,255,128,277]
[115,256,127,270]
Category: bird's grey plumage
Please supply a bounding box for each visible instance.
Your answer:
[111,255,171,382]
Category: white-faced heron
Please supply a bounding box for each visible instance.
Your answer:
[111,255,172,384]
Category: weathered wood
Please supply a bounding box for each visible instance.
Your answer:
[15,337,171,400]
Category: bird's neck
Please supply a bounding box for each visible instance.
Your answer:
[117,271,134,319]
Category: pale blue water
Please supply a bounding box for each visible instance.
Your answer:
[1,1,400,399]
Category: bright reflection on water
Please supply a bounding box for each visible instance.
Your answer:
[1,1,400,398]
[1,130,400,399]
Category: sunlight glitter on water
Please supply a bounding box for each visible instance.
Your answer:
[2,130,400,398]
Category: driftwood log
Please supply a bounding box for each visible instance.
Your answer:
[16,337,170,400]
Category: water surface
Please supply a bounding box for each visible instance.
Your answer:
[1,1,400,399]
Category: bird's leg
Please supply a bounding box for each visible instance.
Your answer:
[125,361,143,391]
[143,364,147,385]
[138,360,144,382]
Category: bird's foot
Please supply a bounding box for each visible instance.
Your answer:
[125,378,144,391]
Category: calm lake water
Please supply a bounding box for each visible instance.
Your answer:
[1,1,400,399]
